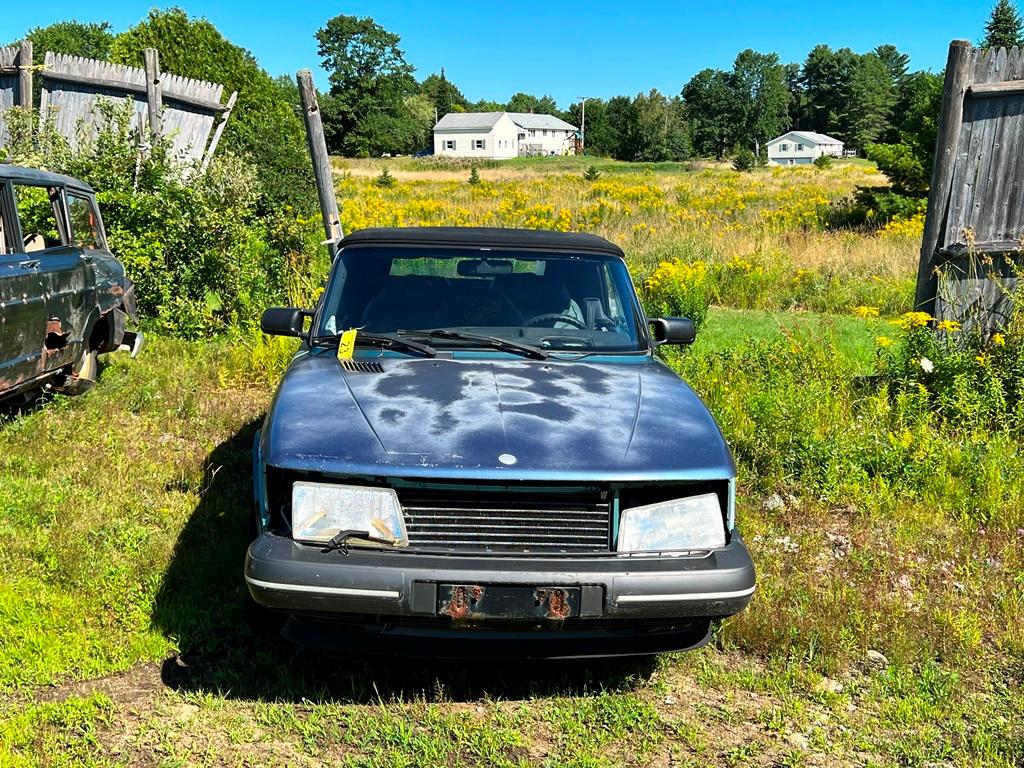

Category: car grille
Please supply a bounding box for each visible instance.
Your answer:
[397,487,612,554]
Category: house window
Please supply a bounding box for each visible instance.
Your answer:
[542,129,548,137]
[780,143,789,151]
[528,129,536,137]
[797,143,804,151]
[473,139,486,150]
[444,140,456,150]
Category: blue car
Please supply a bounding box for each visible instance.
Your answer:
[248,227,755,658]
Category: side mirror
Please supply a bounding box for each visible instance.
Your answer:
[261,307,309,338]
[649,317,696,346]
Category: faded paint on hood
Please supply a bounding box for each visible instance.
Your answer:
[262,351,734,481]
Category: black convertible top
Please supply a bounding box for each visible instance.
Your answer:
[339,227,625,258]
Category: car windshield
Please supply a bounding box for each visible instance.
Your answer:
[317,245,646,353]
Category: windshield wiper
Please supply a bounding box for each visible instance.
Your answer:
[400,329,548,359]
[311,332,436,357]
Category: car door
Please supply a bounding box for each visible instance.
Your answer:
[13,182,89,373]
[0,179,49,391]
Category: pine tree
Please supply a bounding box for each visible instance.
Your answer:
[983,0,1024,50]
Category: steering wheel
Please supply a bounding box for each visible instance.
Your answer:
[525,313,586,329]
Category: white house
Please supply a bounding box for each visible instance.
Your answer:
[766,131,844,166]
[433,112,578,158]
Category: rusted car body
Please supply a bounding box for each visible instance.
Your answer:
[249,227,755,658]
[0,164,141,402]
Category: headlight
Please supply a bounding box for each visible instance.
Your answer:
[617,493,726,553]
[291,482,408,547]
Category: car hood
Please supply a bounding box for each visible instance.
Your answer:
[262,352,734,481]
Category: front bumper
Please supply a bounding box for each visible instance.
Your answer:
[245,533,755,656]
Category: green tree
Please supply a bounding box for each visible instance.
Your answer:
[19,20,114,64]
[729,49,790,158]
[847,53,897,150]
[110,9,312,210]
[566,98,613,156]
[982,0,1024,49]
[315,13,420,156]
[873,44,910,83]
[506,92,559,114]
[800,45,860,139]
[682,68,739,158]
[866,70,943,195]
[420,69,467,118]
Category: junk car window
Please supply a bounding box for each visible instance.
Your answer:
[0,189,7,254]
[67,194,102,250]
[13,185,65,253]
[319,246,645,353]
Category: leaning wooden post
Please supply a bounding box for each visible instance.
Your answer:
[915,40,973,316]
[17,40,32,109]
[143,48,163,141]
[296,69,342,260]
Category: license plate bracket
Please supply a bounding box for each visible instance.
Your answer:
[437,584,580,623]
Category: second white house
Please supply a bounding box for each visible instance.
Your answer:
[766,131,845,166]
[433,112,579,158]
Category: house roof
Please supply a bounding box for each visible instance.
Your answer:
[768,130,844,146]
[433,111,578,132]
[433,112,507,130]
[338,227,624,257]
[507,113,578,131]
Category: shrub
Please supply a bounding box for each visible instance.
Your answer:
[732,149,755,172]
[467,166,481,185]
[641,260,710,330]
[583,165,601,181]
[376,167,396,188]
[813,154,833,169]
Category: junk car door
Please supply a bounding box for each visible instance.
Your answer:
[13,183,89,372]
[0,179,49,390]
[66,191,121,316]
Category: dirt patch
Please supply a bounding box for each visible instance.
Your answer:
[33,660,167,707]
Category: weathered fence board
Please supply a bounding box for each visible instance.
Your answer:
[917,41,1024,332]
[38,51,233,166]
[0,43,32,147]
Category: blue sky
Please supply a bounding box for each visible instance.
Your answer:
[8,0,996,106]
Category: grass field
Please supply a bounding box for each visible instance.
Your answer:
[1,159,1021,766]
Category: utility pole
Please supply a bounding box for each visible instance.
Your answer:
[577,96,591,155]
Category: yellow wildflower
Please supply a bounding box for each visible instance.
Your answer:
[890,311,934,330]
[976,353,988,366]
[875,336,894,348]
[936,319,961,333]
[853,305,880,319]
[992,332,1006,346]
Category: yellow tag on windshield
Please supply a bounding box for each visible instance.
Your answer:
[337,329,357,360]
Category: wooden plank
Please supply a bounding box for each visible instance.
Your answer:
[938,240,1023,257]
[968,80,1024,97]
[143,48,162,140]
[17,41,31,110]
[200,90,237,173]
[915,40,974,313]
[40,69,226,112]
[297,69,342,259]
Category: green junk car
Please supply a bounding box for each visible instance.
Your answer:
[0,164,142,402]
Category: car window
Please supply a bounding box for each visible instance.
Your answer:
[14,184,65,253]
[318,246,646,353]
[67,193,102,250]
[0,188,8,254]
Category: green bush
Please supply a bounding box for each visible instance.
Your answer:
[467,166,481,185]
[732,149,755,172]
[813,154,833,169]
[640,260,710,330]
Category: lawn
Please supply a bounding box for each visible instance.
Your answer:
[0,160,1021,767]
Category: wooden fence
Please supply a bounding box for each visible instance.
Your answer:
[0,42,32,147]
[917,41,1024,332]
[0,45,235,171]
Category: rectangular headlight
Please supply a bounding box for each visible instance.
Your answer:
[291,482,408,547]
[617,492,726,553]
